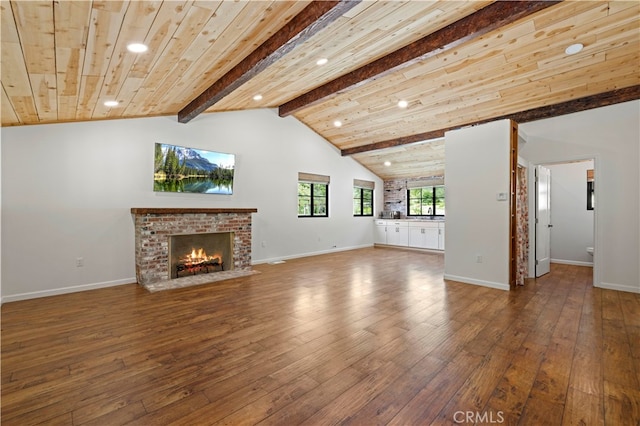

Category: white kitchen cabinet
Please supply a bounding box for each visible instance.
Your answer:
[386,221,409,246]
[408,222,439,249]
[374,220,408,246]
[374,220,387,244]
[375,220,443,249]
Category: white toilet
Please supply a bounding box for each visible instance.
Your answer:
[586,247,594,256]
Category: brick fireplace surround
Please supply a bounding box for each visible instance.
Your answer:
[131,208,257,288]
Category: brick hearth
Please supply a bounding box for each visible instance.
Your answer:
[131,208,257,286]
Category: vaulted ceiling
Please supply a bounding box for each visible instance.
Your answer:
[2,1,639,180]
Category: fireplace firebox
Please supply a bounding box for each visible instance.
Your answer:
[169,232,233,278]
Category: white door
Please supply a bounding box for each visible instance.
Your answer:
[536,165,551,277]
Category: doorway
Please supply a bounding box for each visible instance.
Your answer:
[534,159,596,279]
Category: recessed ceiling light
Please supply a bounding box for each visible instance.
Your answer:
[316,58,328,66]
[127,43,148,53]
[333,120,342,127]
[565,43,584,55]
[384,161,391,167]
[253,94,263,101]
[397,100,408,108]
[103,100,119,107]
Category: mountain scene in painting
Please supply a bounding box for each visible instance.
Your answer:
[154,143,235,194]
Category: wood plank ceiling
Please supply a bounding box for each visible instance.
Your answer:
[2,1,639,180]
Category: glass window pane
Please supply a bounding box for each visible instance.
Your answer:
[409,200,422,215]
[298,197,311,216]
[363,201,372,215]
[353,188,362,216]
[298,182,310,196]
[313,184,327,196]
[422,187,433,206]
[363,189,373,202]
[435,186,445,215]
[313,199,327,215]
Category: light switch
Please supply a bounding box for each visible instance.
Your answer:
[497,192,508,201]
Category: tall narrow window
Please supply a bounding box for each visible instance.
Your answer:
[298,172,329,217]
[353,179,374,216]
[587,169,594,210]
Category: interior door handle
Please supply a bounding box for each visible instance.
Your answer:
[548,224,553,228]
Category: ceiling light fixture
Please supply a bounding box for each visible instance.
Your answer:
[565,43,584,55]
[253,94,263,101]
[333,120,342,127]
[127,43,148,53]
[316,58,328,66]
[397,100,408,108]
[384,161,391,167]
[103,100,119,107]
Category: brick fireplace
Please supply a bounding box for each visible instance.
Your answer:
[131,208,257,287]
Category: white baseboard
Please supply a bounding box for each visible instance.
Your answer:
[551,259,594,267]
[443,274,510,291]
[252,244,373,265]
[1,278,136,303]
[595,282,640,294]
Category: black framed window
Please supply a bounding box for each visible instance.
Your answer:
[408,186,445,216]
[298,182,328,217]
[353,187,373,216]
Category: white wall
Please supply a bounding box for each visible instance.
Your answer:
[444,120,512,290]
[1,109,382,301]
[520,100,639,294]
[546,160,594,266]
[0,140,2,303]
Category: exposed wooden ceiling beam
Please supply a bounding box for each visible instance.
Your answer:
[178,1,361,124]
[341,85,640,156]
[279,1,560,118]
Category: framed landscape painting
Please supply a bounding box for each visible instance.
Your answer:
[154,143,235,194]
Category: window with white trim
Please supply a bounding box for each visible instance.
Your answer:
[353,179,374,216]
[298,172,329,217]
[407,178,445,216]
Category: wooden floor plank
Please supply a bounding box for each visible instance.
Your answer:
[1,248,639,425]
[562,387,604,426]
[387,349,485,425]
[340,355,446,425]
[256,367,366,425]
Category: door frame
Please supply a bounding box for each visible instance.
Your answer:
[535,164,552,277]
[526,155,599,286]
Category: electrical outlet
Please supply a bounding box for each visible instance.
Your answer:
[76,257,84,267]
[261,241,267,248]
[476,255,483,263]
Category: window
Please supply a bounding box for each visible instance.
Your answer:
[587,169,594,210]
[353,179,375,216]
[353,187,373,216]
[298,172,329,217]
[408,185,445,216]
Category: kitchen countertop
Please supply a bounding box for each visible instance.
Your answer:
[375,218,445,222]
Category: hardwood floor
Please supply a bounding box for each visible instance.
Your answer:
[2,247,639,425]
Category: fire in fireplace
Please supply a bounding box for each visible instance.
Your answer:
[169,232,233,279]
[175,248,224,277]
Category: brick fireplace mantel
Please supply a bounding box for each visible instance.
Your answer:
[131,207,258,215]
[131,207,257,286]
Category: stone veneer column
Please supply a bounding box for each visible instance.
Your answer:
[131,208,257,285]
